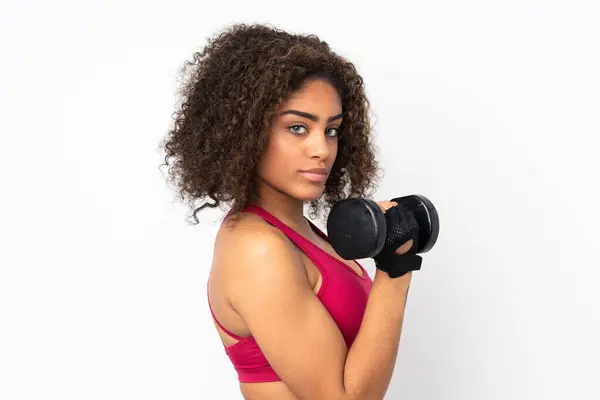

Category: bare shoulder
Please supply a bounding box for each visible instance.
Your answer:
[212,212,307,289]
[215,212,295,262]
[215,212,286,253]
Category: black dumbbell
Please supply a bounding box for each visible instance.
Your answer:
[326,194,439,260]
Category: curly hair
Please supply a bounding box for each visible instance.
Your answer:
[161,23,380,224]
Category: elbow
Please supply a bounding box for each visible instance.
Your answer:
[337,388,385,400]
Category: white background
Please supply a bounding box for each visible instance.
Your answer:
[1,1,599,399]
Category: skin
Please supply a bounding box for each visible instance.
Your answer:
[208,78,412,399]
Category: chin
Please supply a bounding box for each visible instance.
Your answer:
[289,183,326,202]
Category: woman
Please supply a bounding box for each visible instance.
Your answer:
[162,23,416,400]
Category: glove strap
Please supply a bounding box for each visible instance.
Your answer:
[375,253,423,278]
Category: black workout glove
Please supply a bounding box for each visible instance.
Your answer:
[373,203,423,278]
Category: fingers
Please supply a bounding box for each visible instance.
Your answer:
[396,239,414,255]
[376,201,398,213]
[376,200,414,255]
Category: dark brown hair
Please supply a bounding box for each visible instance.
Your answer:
[161,23,380,223]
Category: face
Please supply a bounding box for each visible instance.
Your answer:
[255,78,342,202]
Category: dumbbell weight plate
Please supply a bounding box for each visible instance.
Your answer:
[391,194,439,253]
[326,198,386,260]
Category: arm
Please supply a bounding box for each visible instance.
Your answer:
[342,269,411,400]
[226,223,412,400]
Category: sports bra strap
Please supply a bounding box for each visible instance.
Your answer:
[207,281,244,341]
[245,205,327,259]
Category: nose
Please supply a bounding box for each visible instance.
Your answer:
[306,130,331,161]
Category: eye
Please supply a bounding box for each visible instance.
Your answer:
[288,125,307,135]
[326,127,340,137]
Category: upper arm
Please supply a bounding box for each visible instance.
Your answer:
[224,223,349,399]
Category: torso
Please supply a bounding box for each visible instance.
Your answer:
[208,211,367,399]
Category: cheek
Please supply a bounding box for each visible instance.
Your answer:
[270,135,297,165]
[330,140,339,161]
[257,136,296,179]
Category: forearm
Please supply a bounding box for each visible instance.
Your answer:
[341,269,412,400]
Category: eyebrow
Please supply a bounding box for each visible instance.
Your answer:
[279,109,343,123]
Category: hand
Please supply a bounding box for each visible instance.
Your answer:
[375,201,414,256]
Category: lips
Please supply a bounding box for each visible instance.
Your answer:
[300,168,329,174]
[298,168,329,183]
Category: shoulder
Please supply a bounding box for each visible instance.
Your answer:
[213,212,307,285]
[216,212,292,258]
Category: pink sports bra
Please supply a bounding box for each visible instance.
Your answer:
[208,205,373,383]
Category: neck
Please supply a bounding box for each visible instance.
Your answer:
[251,181,313,236]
